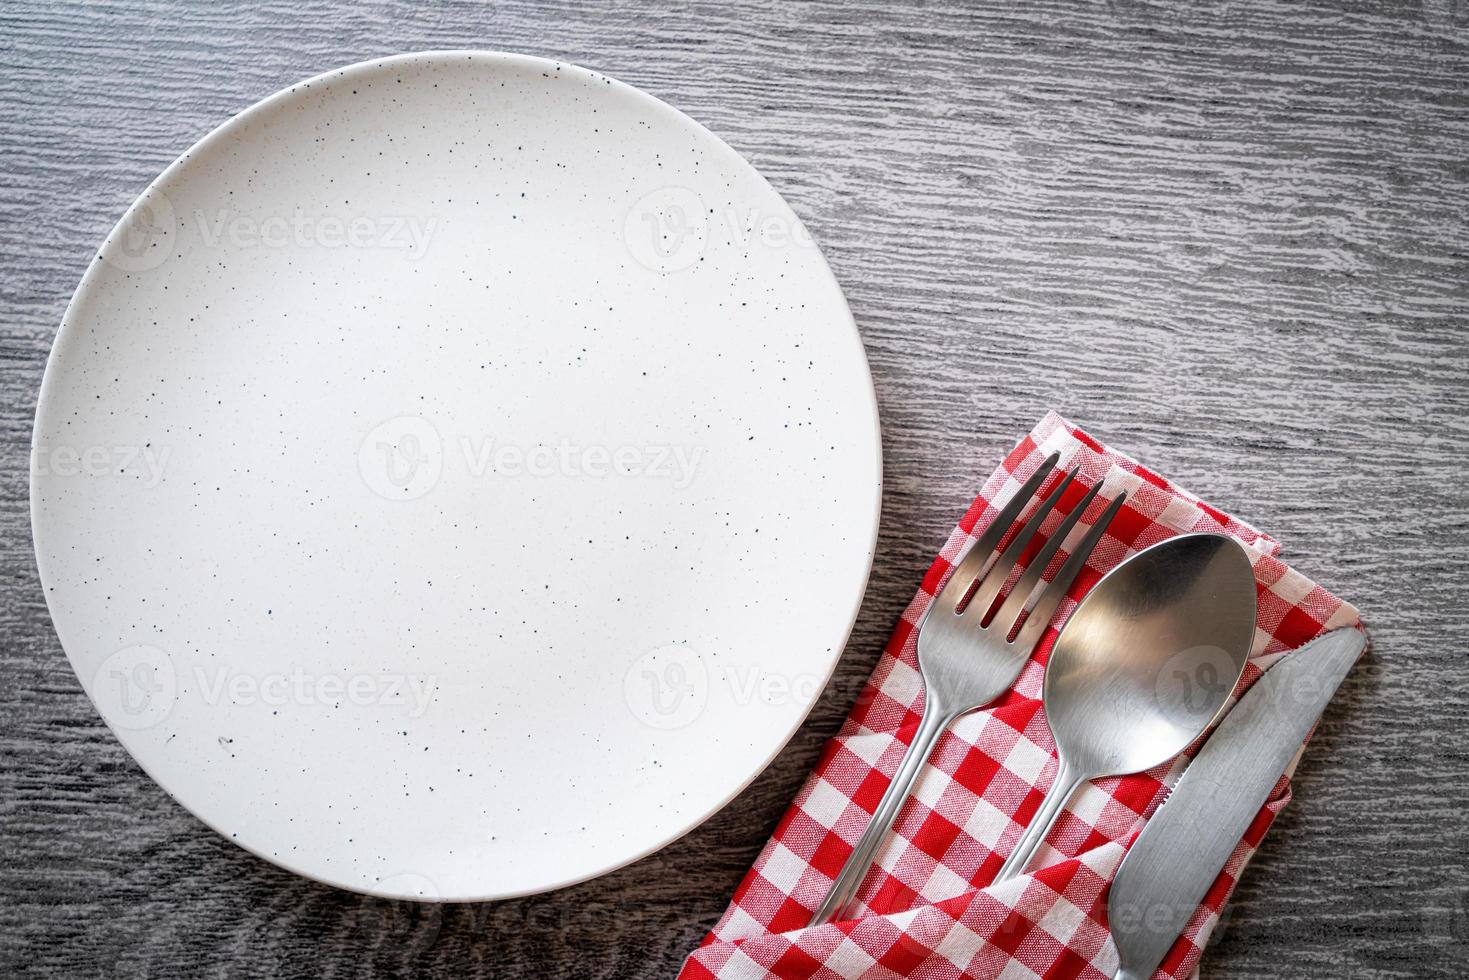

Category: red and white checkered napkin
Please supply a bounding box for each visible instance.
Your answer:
[680,411,1363,980]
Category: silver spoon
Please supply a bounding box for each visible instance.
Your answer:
[991,532,1257,883]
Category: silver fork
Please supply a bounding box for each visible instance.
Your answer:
[809,452,1126,924]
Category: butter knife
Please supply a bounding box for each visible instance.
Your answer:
[1108,627,1366,980]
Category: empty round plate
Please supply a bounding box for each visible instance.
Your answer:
[31,52,881,900]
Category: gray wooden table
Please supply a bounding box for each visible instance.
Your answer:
[3,1,1467,977]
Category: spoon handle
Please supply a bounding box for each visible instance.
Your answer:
[993,760,1084,883]
[810,700,956,924]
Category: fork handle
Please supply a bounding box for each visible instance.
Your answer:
[809,699,957,924]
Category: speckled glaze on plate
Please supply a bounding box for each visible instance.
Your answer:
[31,52,881,901]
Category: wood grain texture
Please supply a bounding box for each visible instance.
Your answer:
[2,0,1466,977]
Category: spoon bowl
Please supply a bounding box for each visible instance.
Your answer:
[992,532,1257,882]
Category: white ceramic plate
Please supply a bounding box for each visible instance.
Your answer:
[31,52,881,901]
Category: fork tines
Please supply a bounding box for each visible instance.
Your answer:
[935,452,1126,645]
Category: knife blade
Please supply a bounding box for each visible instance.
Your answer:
[1108,627,1365,980]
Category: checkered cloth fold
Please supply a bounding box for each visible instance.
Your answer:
[680,412,1363,980]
